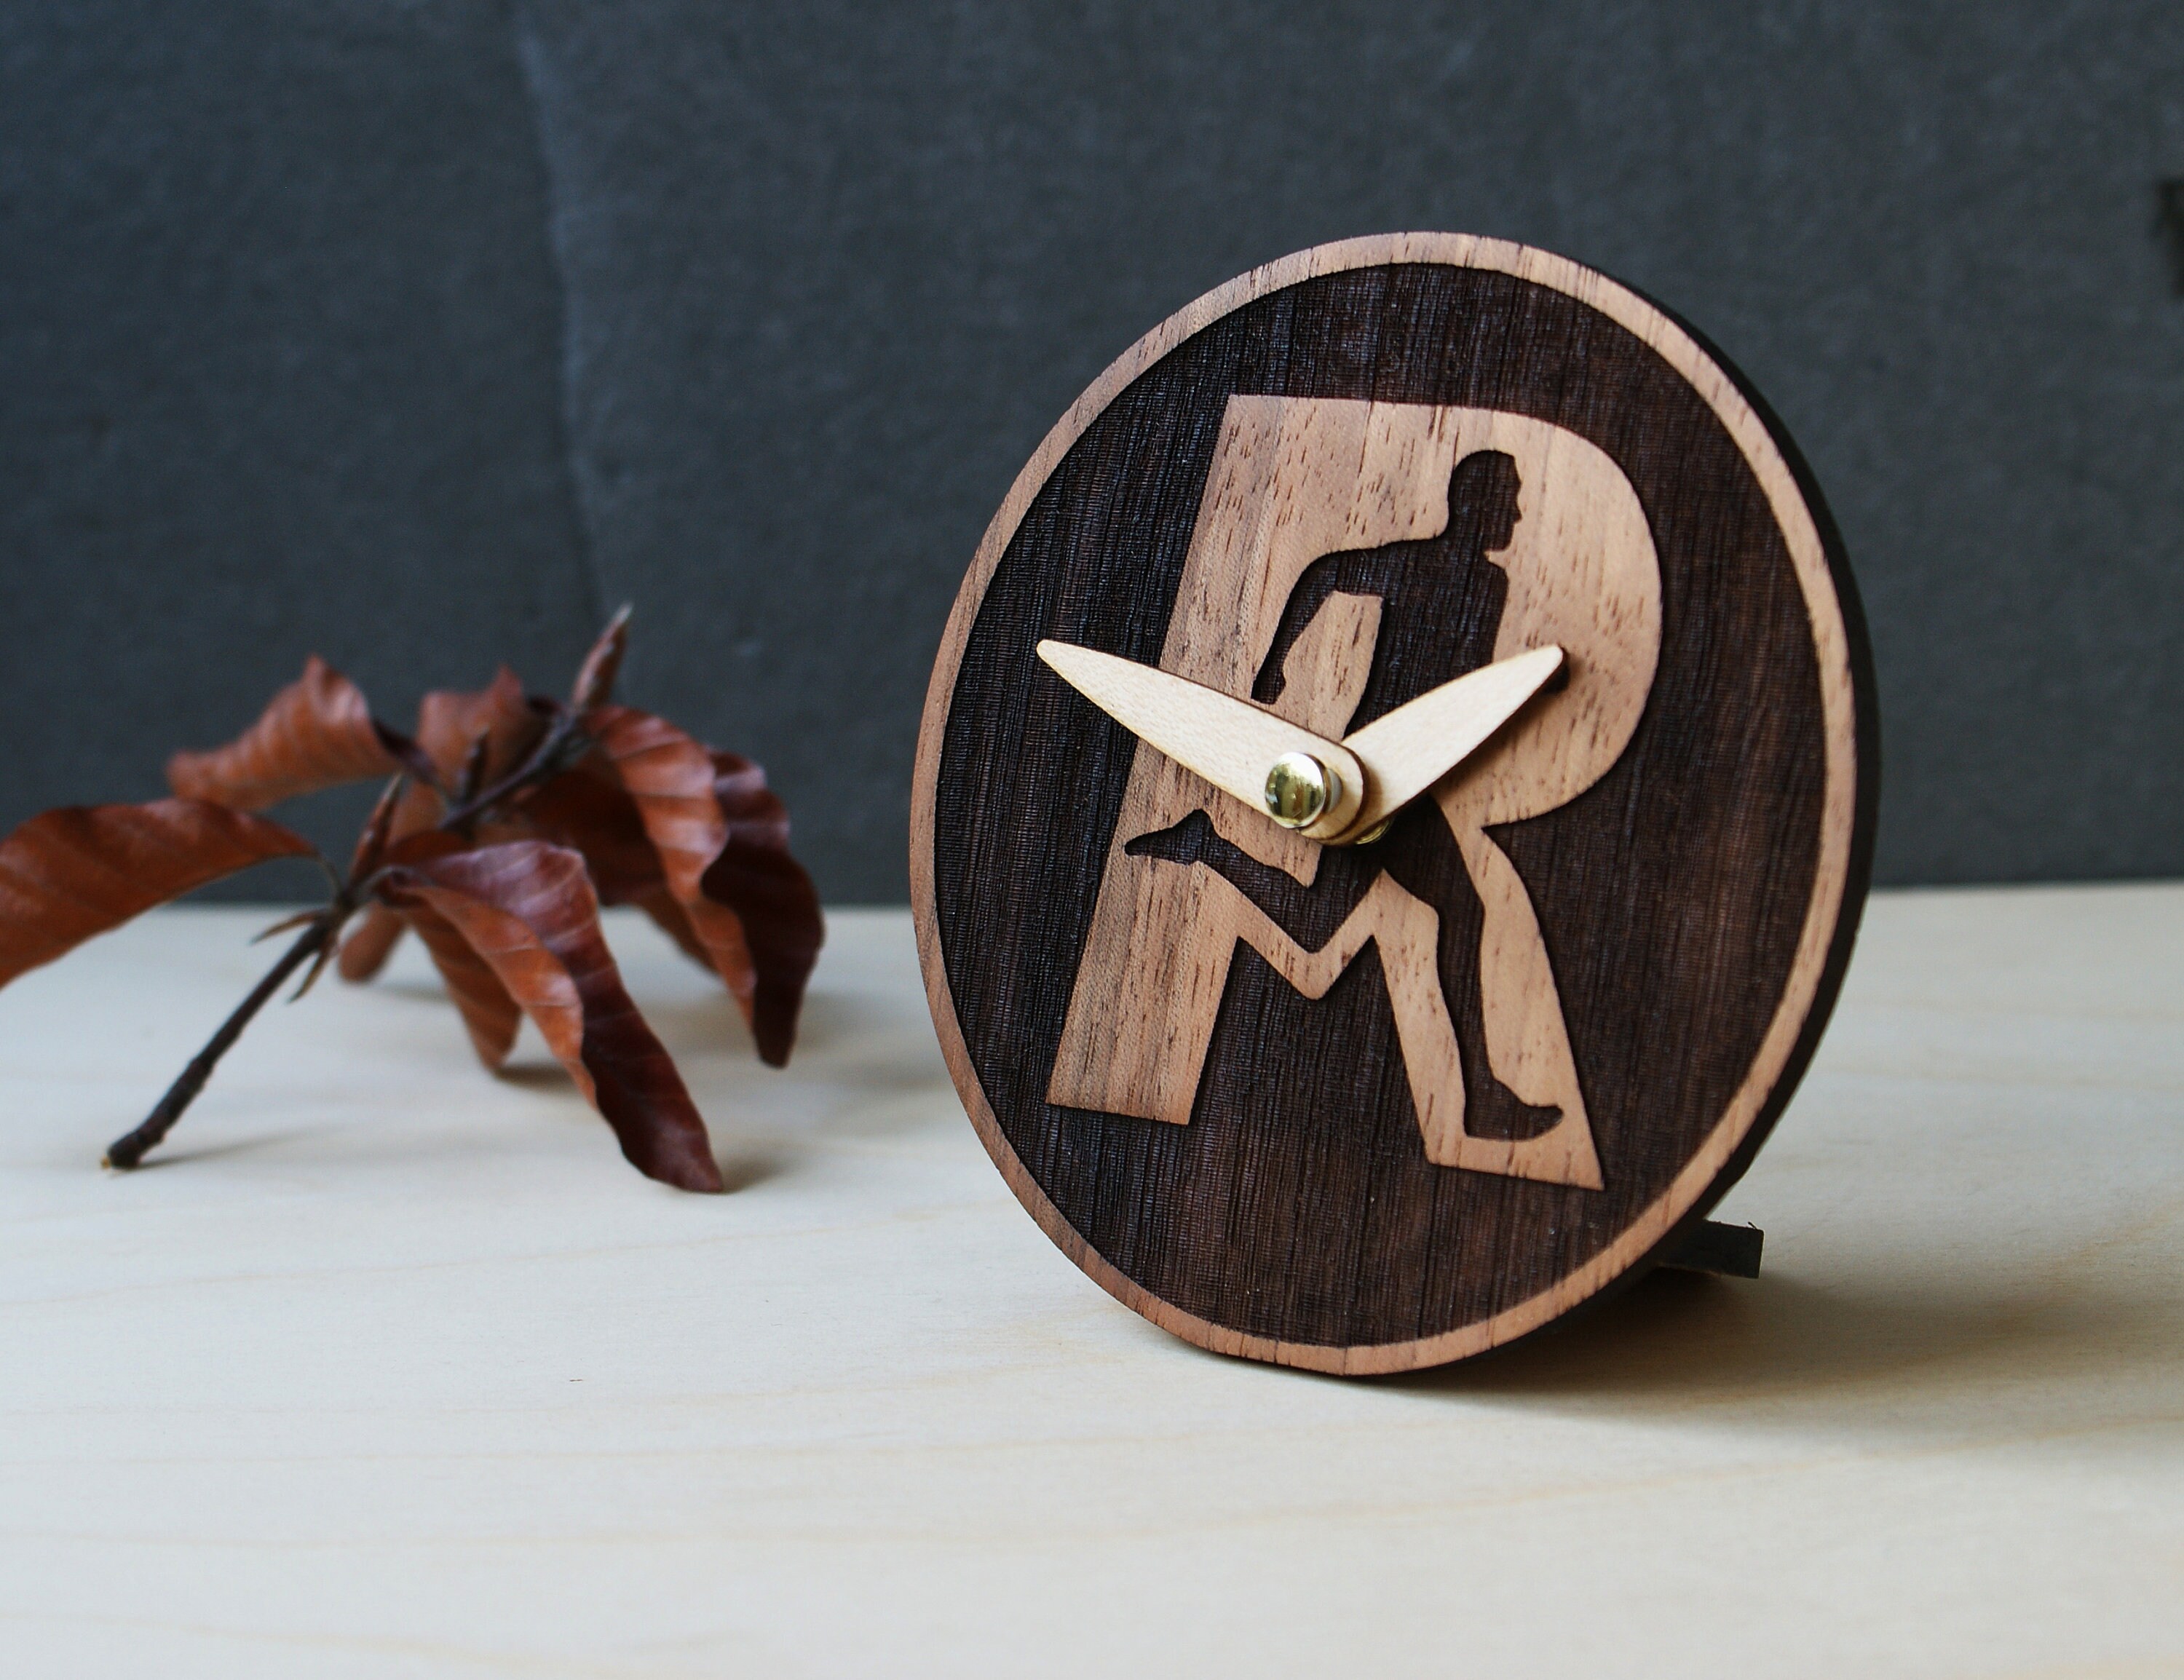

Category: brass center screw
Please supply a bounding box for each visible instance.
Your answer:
[1264,751,1337,829]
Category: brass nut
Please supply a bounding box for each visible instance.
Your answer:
[1264,752,1338,829]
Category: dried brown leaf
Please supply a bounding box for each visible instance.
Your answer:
[335,828,472,986]
[365,667,549,852]
[0,800,316,988]
[369,828,521,1056]
[700,751,823,1066]
[393,896,523,1069]
[518,775,721,978]
[336,903,408,981]
[167,657,408,811]
[336,675,551,993]
[585,706,761,1015]
[379,840,719,1192]
[510,761,664,903]
[416,666,547,793]
[550,710,822,1065]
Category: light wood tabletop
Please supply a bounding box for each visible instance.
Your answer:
[1,886,2178,1678]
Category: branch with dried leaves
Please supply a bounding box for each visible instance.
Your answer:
[0,610,823,1193]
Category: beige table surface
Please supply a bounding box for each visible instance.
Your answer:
[1,885,2180,1678]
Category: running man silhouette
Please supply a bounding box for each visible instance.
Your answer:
[1048,395,1656,1189]
[1128,450,1564,1143]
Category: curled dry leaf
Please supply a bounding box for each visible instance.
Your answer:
[703,751,824,1066]
[392,895,523,1068]
[506,764,717,975]
[389,666,545,839]
[167,656,410,812]
[368,825,518,1061]
[416,667,547,804]
[513,758,670,906]
[344,668,549,980]
[336,903,408,982]
[379,839,720,1192]
[0,800,315,987]
[584,706,822,1066]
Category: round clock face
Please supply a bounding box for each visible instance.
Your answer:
[912,235,1875,1374]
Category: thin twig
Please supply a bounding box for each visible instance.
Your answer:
[103,913,335,1170]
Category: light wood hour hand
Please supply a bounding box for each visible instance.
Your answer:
[1035,640,1366,841]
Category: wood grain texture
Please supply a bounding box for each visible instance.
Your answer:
[1048,397,1657,1157]
[911,235,1877,1374]
[5,893,2180,1672]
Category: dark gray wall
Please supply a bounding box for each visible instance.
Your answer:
[4,1,2181,901]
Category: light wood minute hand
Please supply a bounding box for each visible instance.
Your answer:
[1035,640,1367,840]
[1337,643,1564,836]
[1036,640,1563,845]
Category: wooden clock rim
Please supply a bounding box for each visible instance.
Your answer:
[910,232,1867,1375]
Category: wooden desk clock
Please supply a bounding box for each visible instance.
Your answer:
[911,235,1877,1374]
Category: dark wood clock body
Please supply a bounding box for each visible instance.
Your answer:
[912,236,1877,1374]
